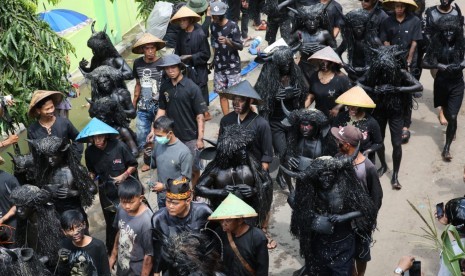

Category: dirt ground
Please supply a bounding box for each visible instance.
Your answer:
[84,0,464,274]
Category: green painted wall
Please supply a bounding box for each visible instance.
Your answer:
[37,0,141,72]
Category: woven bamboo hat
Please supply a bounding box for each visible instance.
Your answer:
[187,0,209,13]
[132,33,166,54]
[171,6,201,23]
[208,193,258,220]
[335,86,376,108]
[382,0,418,12]
[28,90,64,118]
[308,46,343,65]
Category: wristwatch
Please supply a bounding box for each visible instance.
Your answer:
[394,267,404,275]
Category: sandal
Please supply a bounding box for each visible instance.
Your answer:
[255,20,267,31]
[442,150,452,162]
[262,229,277,250]
[401,129,410,144]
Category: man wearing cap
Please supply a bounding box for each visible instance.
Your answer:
[210,1,244,115]
[80,118,138,254]
[151,176,212,275]
[150,54,207,187]
[331,125,382,276]
[219,80,273,170]
[209,193,269,276]
[172,6,212,121]
[132,33,165,167]
[27,90,83,157]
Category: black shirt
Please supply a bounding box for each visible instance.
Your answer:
[218,226,269,276]
[380,13,422,50]
[85,139,138,183]
[164,23,181,48]
[158,76,207,141]
[133,56,162,111]
[175,23,211,87]
[309,73,352,117]
[211,20,242,74]
[27,116,83,154]
[326,1,344,30]
[0,171,19,231]
[60,237,111,276]
[220,111,273,163]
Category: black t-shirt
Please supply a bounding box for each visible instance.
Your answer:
[60,237,111,276]
[158,77,207,141]
[380,14,423,50]
[326,1,344,30]
[27,117,83,154]
[309,73,351,117]
[0,171,19,230]
[220,111,273,163]
[133,56,162,111]
[218,226,269,276]
[85,139,138,183]
[211,20,242,74]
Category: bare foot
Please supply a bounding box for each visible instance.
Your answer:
[438,110,448,126]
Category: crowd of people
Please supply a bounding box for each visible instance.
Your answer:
[0,0,464,275]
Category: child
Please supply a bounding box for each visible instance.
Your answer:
[109,178,153,276]
[59,209,111,276]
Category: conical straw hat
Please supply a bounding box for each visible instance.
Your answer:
[76,118,119,142]
[222,80,264,104]
[208,193,258,220]
[308,46,343,65]
[382,0,418,12]
[28,90,64,118]
[335,86,376,108]
[171,6,201,23]
[132,33,166,54]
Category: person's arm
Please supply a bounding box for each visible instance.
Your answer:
[147,108,166,143]
[109,230,120,270]
[259,121,273,169]
[196,114,205,149]
[120,90,137,119]
[366,166,383,211]
[114,57,134,81]
[0,134,18,148]
[0,206,16,225]
[397,70,423,93]
[392,255,415,275]
[306,93,315,108]
[407,41,417,68]
[180,150,194,180]
[140,255,153,276]
[98,241,111,276]
[195,173,228,198]
[133,79,141,108]
[228,24,244,50]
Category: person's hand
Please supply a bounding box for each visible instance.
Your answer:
[225,185,236,193]
[237,184,256,197]
[109,254,117,270]
[146,131,154,143]
[262,162,269,171]
[436,211,449,225]
[437,63,448,72]
[329,214,349,223]
[446,64,462,73]
[275,86,301,100]
[196,139,204,150]
[374,84,397,94]
[151,182,165,192]
[111,173,128,184]
[288,157,300,170]
[56,187,72,199]
[362,149,372,157]
[4,134,19,146]
[218,36,229,45]
[180,55,192,62]
[79,58,89,68]
[329,106,340,118]
[396,255,415,272]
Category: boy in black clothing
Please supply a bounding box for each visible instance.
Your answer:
[59,209,111,276]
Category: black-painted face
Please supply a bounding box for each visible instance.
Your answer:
[278,61,292,75]
[443,28,457,43]
[305,17,319,33]
[47,152,64,168]
[233,96,251,114]
[440,0,453,8]
[353,25,366,39]
[300,120,317,137]
[319,60,331,72]
[97,76,112,94]
[318,170,336,190]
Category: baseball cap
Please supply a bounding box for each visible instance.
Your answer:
[210,1,228,15]
[331,125,363,146]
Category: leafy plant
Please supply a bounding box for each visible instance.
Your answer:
[134,0,182,21]
[0,0,74,132]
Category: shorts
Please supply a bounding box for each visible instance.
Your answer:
[182,139,202,171]
[214,71,241,93]
[434,75,464,117]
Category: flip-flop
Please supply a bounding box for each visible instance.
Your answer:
[401,129,410,144]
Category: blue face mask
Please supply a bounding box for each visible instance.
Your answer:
[155,135,170,145]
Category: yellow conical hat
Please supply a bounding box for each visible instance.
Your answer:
[208,193,258,220]
[335,86,376,108]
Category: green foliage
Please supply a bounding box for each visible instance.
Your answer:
[135,0,181,21]
[442,225,465,275]
[0,0,74,131]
